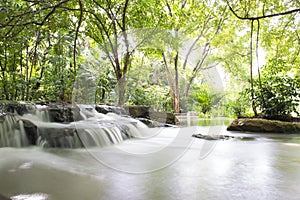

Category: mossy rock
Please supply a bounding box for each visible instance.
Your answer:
[227,118,300,133]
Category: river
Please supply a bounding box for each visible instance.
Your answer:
[1,123,300,200]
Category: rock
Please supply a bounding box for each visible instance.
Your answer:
[227,118,300,133]
[124,105,178,125]
[95,105,127,115]
[149,111,178,125]
[124,105,150,118]
[137,118,177,128]
[47,104,81,123]
[0,101,79,123]
[0,102,35,115]
[192,133,235,140]
[136,118,158,127]
[37,127,81,148]
[192,133,256,141]
[21,119,38,145]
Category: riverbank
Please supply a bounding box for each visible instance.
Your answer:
[227,118,300,133]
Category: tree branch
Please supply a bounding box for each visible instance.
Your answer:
[226,0,300,20]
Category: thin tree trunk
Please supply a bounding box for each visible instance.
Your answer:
[250,20,258,116]
[255,19,266,109]
[3,46,9,100]
[25,45,30,101]
[174,52,180,113]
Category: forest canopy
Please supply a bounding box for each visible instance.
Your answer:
[0,0,299,118]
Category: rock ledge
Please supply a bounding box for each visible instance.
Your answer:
[227,118,300,133]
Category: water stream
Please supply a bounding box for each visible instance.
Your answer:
[0,105,147,148]
[1,107,300,199]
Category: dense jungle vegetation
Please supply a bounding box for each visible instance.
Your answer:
[0,0,299,119]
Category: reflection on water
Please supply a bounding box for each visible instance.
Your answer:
[180,117,234,126]
[0,126,300,200]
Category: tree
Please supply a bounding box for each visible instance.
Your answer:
[158,0,228,113]
[83,0,164,106]
[248,59,300,119]
[0,0,83,101]
[225,0,300,116]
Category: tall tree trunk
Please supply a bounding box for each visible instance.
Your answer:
[162,52,177,113]
[117,75,127,106]
[174,52,180,113]
[255,19,266,110]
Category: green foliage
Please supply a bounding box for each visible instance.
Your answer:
[127,85,172,112]
[225,92,252,118]
[246,60,300,118]
[0,0,299,118]
[188,84,223,115]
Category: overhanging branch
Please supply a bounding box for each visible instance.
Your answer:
[226,0,300,20]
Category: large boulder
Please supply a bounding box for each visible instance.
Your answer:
[227,118,300,133]
[124,105,178,125]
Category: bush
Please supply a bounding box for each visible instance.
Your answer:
[254,75,300,118]
[248,60,300,119]
[127,85,172,112]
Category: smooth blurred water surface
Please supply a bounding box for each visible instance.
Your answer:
[1,125,300,200]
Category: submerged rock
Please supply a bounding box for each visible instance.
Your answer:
[227,118,300,133]
[192,133,256,141]
[192,133,235,140]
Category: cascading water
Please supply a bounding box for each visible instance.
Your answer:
[72,106,147,148]
[0,104,148,148]
[0,114,28,147]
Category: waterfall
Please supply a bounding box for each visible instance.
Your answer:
[0,104,148,148]
[18,120,29,146]
[36,105,51,122]
[72,106,147,148]
[0,114,28,147]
